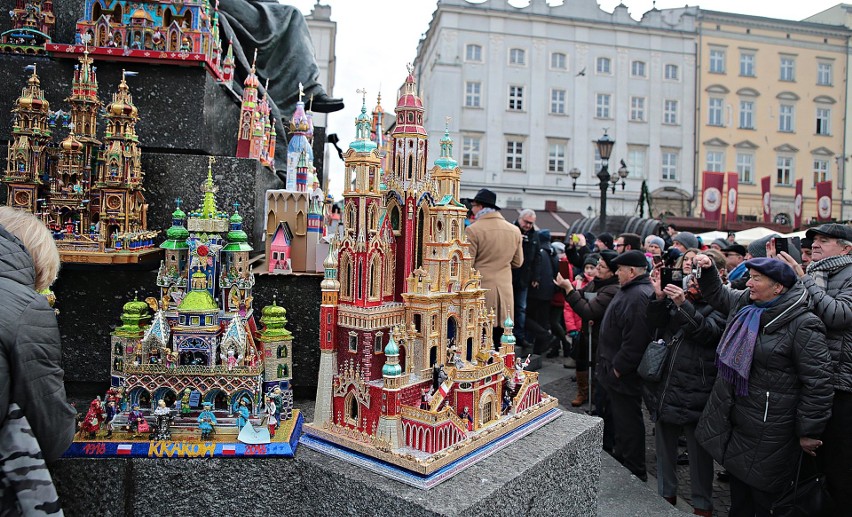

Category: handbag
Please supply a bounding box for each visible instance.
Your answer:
[137,418,150,433]
[637,330,681,383]
[771,451,834,517]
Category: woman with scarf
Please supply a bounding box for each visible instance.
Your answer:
[644,250,727,516]
[692,254,833,516]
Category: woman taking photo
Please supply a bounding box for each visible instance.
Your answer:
[692,254,833,516]
[645,250,727,516]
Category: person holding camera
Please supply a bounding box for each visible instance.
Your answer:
[692,253,833,516]
[644,250,727,516]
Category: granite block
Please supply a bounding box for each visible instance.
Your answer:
[0,53,240,155]
[52,405,603,516]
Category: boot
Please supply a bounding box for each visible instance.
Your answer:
[571,371,589,407]
[693,509,712,517]
[663,496,677,506]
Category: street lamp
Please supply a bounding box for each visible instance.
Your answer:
[569,167,581,190]
[595,131,614,233]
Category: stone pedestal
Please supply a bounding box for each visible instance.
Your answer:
[51,406,603,516]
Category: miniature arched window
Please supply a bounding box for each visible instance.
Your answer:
[431,314,438,333]
[413,314,422,333]
[368,254,381,300]
[384,250,394,296]
[277,344,287,358]
[340,253,353,300]
[415,205,425,268]
[368,204,378,231]
[345,392,359,426]
[450,254,460,278]
[389,203,401,232]
[451,220,459,241]
[344,204,355,229]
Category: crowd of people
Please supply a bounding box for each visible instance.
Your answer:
[464,189,850,517]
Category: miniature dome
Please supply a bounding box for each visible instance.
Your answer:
[131,8,153,21]
[107,79,138,118]
[165,223,189,241]
[122,298,149,316]
[178,283,218,312]
[60,133,83,153]
[259,301,292,339]
[381,338,402,377]
[116,297,150,336]
[503,315,514,329]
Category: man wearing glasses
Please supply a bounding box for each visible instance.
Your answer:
[512,209,541,353]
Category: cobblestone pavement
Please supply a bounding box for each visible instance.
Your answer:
[540,355,732,516]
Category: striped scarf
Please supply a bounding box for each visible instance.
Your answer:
[806,254,852,289]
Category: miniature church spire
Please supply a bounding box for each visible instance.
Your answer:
[200,157,219,218]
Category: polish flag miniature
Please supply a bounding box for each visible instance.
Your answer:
[116,444,132,456]
[222,444,236,456]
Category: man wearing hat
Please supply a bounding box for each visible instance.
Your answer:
[596,250,655,481]
[463,189,523,347]
[778,223,852,509]
[671,231,699,253]
[724,243,748,283]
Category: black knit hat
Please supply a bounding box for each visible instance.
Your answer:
[598,250,618,272]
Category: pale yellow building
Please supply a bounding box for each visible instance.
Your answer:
[695,10,849,226]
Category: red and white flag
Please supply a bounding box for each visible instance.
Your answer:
[817,181,833,222]
[793,179,804,228]
[116,444,132,456]
[701,171,725,222]
[726,172,738,222]
[761,176,772,224]
[222,444,236,456]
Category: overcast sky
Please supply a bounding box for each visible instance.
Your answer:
[285,0,844,197]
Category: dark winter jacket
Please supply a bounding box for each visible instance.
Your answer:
[597,275,655,397]
[643,297,726,425]
[528,242,557,302]
[563,276,619,357]
[512,225,541,288]
[800,261,852,394]
[695,264,833,493]
[0,226,76,462]
[564,243,590,271]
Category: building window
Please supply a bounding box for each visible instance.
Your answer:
[813,159,830,186]
[462,136,481,168]
[739,100,754,129]
[505,140,524,170]
[593,146,602,173]
[630,97,645,122]
[708,98,724,126]
[664,100,678,125]
[596,56,611,74]
[551,52,567,70]
[817,62,833,86]
[374,332,384,353]
[508,85,524,111]
[348,333,358,353]
[779,104,794,132]
[739,53,755,77]
[509,48,526,65]
[595,93,611,119]
[628,148,646,179]
[547,142,567,173]
[706,151,724,172]
[550,89,566,114]
[464,81,481,108]
[780,57,795,81]
[776,155,794,185]
[737,153,754,183]
[664,64,679,80]
[465,44,482,62]
[661,151,678,180]
[816,107,831,135]
[631,60,646,77]
[709,49,725,73]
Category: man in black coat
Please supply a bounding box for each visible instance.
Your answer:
[512,209,541,350]
[597,250,655,481]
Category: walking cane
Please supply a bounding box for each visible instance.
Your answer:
[587,319,594,414]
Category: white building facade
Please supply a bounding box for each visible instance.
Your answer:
[414,0,698,216]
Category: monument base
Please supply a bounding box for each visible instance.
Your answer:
[51,404,602,516]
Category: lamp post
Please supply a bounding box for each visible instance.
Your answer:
[595,132,615,233]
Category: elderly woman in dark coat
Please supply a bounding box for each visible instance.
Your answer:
[692,254,833,516]
[644,250,727,516]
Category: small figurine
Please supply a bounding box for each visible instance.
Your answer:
[221,349,240,371]
[420,388,432,410]
[512,355,531,387]
[126,403,145,437]
[458,406,473,432]
[262,395,276,439]
[80,398,105,439]
[152,399,172,441]
[197,402,217,440]
[270,386,283,428]
[180,388,192,416]
[104,400,117,438]
[502,391,512,415]
[235,398,250,430]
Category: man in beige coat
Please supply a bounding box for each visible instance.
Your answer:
[464,189,523,348]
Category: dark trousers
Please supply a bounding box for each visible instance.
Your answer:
[513,287,528,342]
[593,382,614,452]
[605,386,646,481]
[525,298,553,352]
[729,474,779,517]
[819,390,852,516]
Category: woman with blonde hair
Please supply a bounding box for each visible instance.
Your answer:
[0,207,76,515]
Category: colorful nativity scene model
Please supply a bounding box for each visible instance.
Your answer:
[2,55,160,264]
[0,0,55,52]
[45,0,234,82]
[300,71,559,488]
[65,160,303,458]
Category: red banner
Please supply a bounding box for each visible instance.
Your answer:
[761,176,772,224]
[702,171,725,222]
[793,179,803,229]
[726,172,738,222]
[817,181,833,222]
